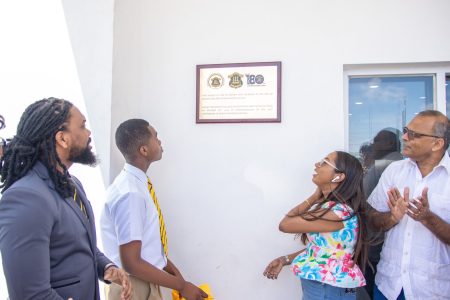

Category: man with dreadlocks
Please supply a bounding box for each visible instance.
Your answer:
[0,98,132,300]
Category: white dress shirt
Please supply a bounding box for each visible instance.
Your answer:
[368,154,450,300]
[101,163,167,270]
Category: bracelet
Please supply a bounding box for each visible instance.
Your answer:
[305,199,311,208]
[282,255,290,265]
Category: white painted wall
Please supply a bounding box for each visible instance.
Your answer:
[61,0,115,185]
[110,0,450,299]
[1,0,450,299]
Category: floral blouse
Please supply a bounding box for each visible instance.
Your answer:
[291,201,366,288]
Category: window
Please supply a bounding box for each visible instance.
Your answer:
[348,75,434,159]
[345,63,450,160]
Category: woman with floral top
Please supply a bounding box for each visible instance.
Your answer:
[263,151,368,300]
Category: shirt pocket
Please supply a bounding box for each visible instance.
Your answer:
[411,256,450,298]
[428,193,450,223]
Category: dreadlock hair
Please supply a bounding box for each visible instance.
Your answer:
[0,98,74,198]
[299,151,368,272]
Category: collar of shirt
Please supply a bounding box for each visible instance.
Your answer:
[123,163,148,184]
[405,152,450,175]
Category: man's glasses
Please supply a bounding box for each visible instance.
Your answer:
[402,127,443,140]
[318,158,342,172]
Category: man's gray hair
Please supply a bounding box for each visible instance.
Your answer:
[417,110,450,150]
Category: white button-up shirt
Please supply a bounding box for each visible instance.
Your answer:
[368,154,450,300]
[100,163,167,270]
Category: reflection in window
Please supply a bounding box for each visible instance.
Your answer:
[349,76,434,161]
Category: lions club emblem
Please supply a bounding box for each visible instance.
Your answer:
[207,73,224,88]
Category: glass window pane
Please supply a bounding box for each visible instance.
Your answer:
[446,75,450,116]
[349,75,434,161]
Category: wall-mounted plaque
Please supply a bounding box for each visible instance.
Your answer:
[196,61,281,123]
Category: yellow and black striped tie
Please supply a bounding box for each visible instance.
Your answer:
[147,178,168,257]
[73,189,88,219]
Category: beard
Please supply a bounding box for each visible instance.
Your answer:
[69,139,98,166]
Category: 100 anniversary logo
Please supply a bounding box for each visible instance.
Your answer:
[245,74,265,85]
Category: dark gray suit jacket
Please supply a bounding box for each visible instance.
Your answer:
[0,161,112,300]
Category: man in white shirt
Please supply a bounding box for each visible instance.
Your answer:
[101,119,208,300]
[368,110,450,300]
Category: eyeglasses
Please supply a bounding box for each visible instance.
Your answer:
[402,127,443,140]
[318,158,341,172]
